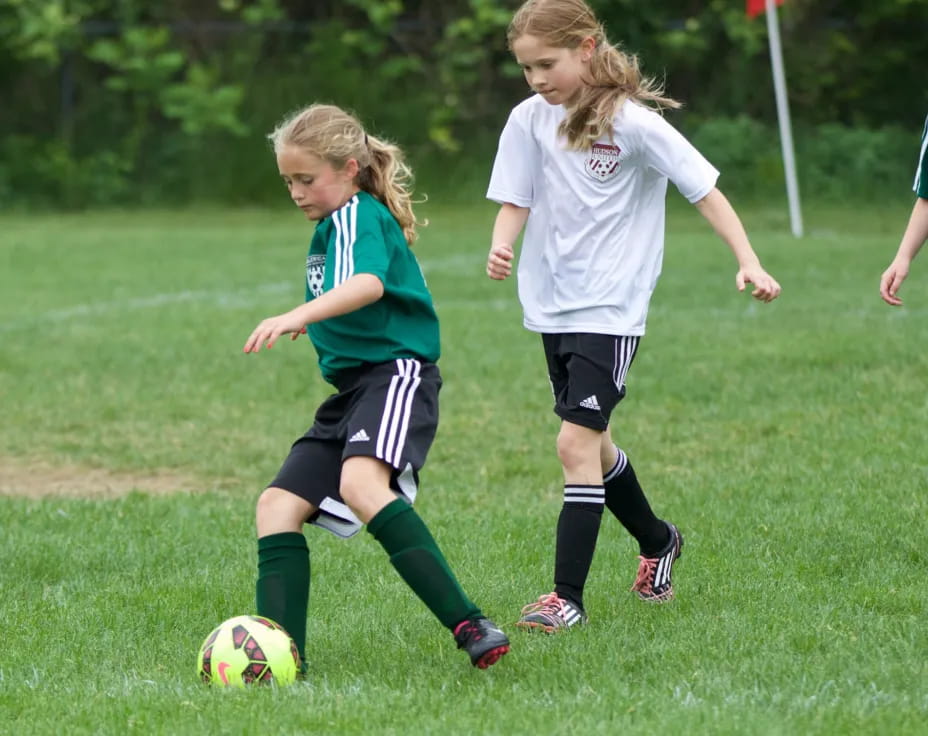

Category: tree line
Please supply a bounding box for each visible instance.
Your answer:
[1,0,925,207]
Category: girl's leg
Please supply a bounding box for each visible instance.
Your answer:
[600,431,683,603]
[340,456,480,627]
[254,487,315,665]
[517,420,603,632]
[599,431,668,555]
[340,456,509,668]
[552,420,606,611]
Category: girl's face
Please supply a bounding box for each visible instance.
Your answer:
[276,145,359,221]
[511,33,595,106]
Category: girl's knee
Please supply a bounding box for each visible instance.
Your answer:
[255,487,311,536]
[339,457,397,524]
[338,474,378,519]
[555,423,601,471]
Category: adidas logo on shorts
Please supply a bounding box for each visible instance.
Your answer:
[579,395,601,411]
[349,429,371,443]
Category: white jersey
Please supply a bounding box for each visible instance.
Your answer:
[487,95,719,336]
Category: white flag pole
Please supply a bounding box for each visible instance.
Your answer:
[765,0,803,237]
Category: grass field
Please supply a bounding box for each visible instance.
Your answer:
[1,198,926,735]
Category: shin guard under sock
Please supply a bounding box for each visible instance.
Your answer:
[256,532,309,663]
[553,484,605,610]
[604,448,669,556]
[368,498,481,629]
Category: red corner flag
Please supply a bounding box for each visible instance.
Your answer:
[747,0,784,18]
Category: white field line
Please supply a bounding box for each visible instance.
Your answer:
[5,246,913,332]
[0,255,494,332]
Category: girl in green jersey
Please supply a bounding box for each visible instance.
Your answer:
[243,104,509,671]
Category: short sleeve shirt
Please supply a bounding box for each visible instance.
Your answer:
[305,191,439,383]
[487,96,719,336]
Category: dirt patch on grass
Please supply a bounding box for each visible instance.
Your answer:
[0,457,197,499]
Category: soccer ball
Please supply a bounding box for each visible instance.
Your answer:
[197,615,301,687]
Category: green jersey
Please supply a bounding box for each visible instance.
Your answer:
[304,191,440,383]
[914,114,928,198]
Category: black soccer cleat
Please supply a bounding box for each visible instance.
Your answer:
[516,592,588,633]
[453,617,510,669]
[630,521,683,603]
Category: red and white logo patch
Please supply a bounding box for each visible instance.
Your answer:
[585,143,621,182]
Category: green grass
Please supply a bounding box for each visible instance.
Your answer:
[1,199,926,735]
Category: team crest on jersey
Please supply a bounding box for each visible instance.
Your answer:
[585,143,622,182]
[306,255,326,297]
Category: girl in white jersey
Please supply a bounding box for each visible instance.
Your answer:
[486,0,782,631]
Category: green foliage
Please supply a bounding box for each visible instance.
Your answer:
[87,26,247,139]
[87,26,183,93]
[796,123,919,201]
[429,0,512,152]
[0,0,92,64]
[0,135,129,207]
[221,0,284,25]
[681,116,918,202]
[0,0,926,207]
[346,0,403,31]
[160,64,248,137]
[283,18,430,158]
[685,116,780,199]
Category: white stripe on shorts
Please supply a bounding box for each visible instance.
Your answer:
[376,358,422,467]
[612,336,639,390]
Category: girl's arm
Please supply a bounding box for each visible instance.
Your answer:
[880,196,928,306]
[694,188,781,302]
[487,203,530,280]
[244,273,384,352]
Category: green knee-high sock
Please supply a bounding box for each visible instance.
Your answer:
[367,498,481,629]
[256,532,309,663]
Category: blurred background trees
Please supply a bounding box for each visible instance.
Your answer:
[1,0,925,208]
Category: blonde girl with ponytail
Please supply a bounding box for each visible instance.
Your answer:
[243,103,510,672]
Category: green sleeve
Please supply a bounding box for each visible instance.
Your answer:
[348,205,390,281]
[914,114,928,199]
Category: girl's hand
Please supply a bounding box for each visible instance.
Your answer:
[879,259,909,306]
[736,265,781,303]
[487,243,514,280]
[243,311,308,353]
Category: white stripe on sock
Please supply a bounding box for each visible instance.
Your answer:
[564,485,605,505]
[603,447,628,482]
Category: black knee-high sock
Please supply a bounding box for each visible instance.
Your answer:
[603,447,669,556]
[255,532,309,664]
[553,484,604,611]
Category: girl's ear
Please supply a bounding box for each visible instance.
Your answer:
[343,158,361,179]
[579,35,596,62]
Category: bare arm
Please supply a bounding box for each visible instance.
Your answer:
[880,196,928,306]
[694,188,781,302]
[486,203,529,280]
[244,273,384,352]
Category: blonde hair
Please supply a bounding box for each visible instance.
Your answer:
[508,0,681,151]
[269,104,423,244]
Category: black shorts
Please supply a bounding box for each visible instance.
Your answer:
[269,358,441,538]
[542,333,640,431]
